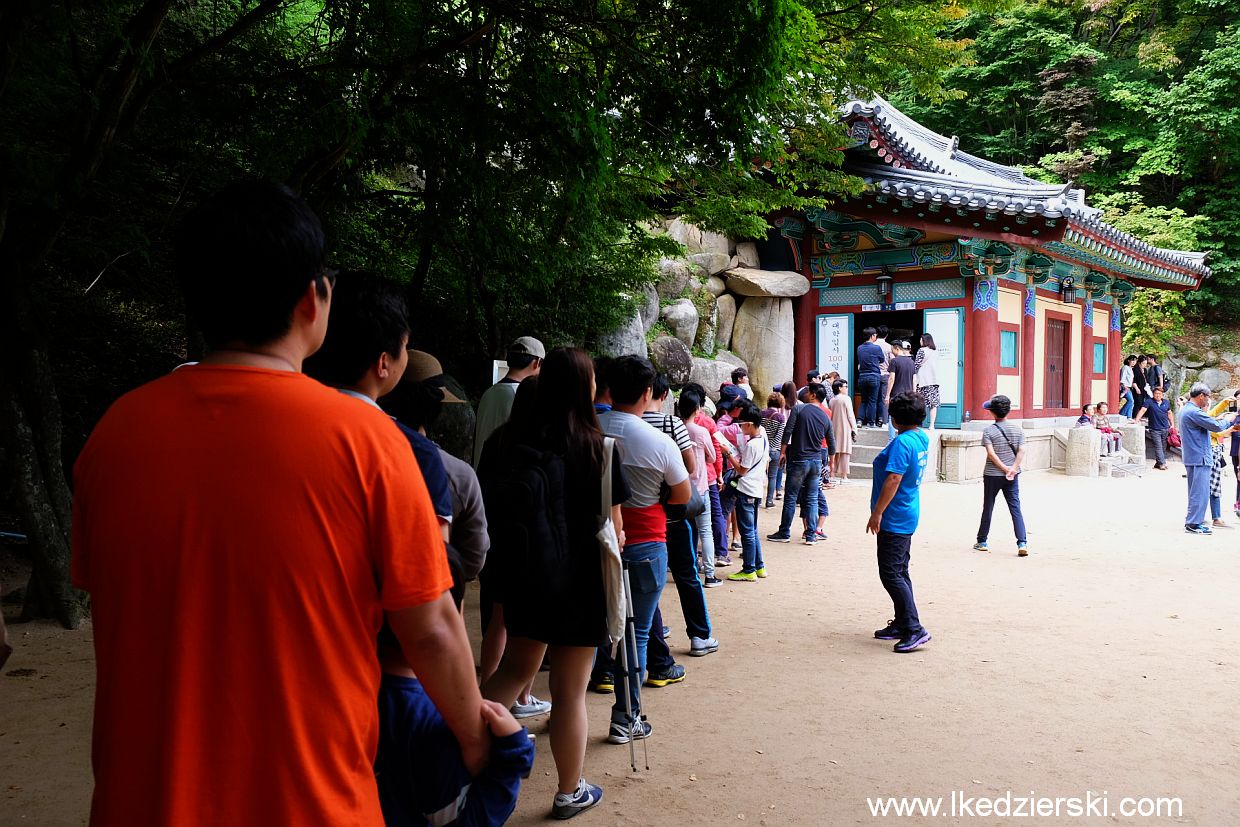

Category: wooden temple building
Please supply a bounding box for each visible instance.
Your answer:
[760,98,1210,428]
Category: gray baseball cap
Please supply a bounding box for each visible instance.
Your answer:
[507,336,546,359]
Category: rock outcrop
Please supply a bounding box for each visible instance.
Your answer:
[650,335,693,386]
[724,267,811,298]
[660,298,699,349]
[715,293,738,350]
[730,297,794,399]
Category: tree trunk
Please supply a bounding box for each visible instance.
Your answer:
[0,371,84,629]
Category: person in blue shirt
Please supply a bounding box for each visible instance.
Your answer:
[376,687,536,826]
[867,391,931,653]
[856,327,885,428]
[1133,386,1173,470]
[1179,383,1238,535]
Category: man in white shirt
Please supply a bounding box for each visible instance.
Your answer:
[875,324,893,427]
[471,336,544,467]
[595,356,690,746]
[731,367,753,400]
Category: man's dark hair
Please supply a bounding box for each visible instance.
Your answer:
[806,368,820,383]
[862,326,877,339]
[652,373,672,401]
[303,271,409,388]
[806,382,827,402]
[832,379,847,395]
[988,395,1012,418]
[731,367,748,384]
[677,392,700,420]
[889,392,927,427]
[736,406,762,427]
[507,352,539,371]
[680,384,704,408]
[877,325,889,339]
[177,181,328,349]
[608,355,656,406]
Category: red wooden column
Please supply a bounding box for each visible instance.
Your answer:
[1080,297,1094,408]
[1020,279,1037,414]
[793,292,817,382]
[968,274,1000,415]
[1108,301,1123,406]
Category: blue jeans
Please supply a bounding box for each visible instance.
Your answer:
[735,494,765,573]
[977,475,1027,544]
[858,374,881,426]
[692,504,715,574]
[877,375,889,424]
[708,482,727,559]
[777,458,822,539]
[1186,465,1211,526]
[612,542,667,725]
[667,519,711,640]
[1119,389,1134,418]
[765,445,782,506]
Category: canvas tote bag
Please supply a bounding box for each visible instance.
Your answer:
[597,437,626,650]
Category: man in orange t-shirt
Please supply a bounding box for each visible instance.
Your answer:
[71,182,488,826]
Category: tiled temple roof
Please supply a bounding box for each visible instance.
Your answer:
[842,97,1210,284]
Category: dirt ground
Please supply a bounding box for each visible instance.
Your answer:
[4,463,1240,826]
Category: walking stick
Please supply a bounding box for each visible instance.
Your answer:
[616,565,649,771]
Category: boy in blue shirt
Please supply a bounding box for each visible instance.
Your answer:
[376,688,536,825]
[867,391,931,653]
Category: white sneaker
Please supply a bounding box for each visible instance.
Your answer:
[689,636,719,656]
[511,694,552,718]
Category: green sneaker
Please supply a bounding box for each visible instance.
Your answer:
[727,571,757,582]
[755,567,768,578]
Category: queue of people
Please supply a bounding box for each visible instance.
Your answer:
[855,329,941,431]
[70,181,1238,827]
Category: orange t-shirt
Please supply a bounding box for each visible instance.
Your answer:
[71,365,452,826]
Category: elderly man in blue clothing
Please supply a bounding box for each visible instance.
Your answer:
[1180,382,1238,535]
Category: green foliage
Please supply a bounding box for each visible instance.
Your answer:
[1,0,974,402]
[891,2,1240,324]
[1098,194,1202,354]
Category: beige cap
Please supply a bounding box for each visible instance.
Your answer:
[404,350,464,403]
[508,336,546,359]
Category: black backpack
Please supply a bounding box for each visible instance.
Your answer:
[481,443,573,602]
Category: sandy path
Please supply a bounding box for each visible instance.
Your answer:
[4,465,1239,825]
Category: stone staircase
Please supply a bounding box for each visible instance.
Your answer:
[843,427,893,481]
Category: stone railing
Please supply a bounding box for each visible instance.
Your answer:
[937,423,1146,483]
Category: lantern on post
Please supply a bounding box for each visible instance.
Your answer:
[876,267,894,301]
[1060,276,1079,303]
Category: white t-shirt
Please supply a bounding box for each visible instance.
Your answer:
[597,410,689,544]
[735,431,769,499]
[877,339,893,375]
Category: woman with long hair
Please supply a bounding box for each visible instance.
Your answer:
[1118,354,1137,417]
[476,377,545,718]
[761,391,787,507]
[1132,355,1150,420]
[914,333,940,429]
[777,380,797,499]
[480,348,628,819]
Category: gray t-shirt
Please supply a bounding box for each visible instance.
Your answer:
[982,421,1025,476]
